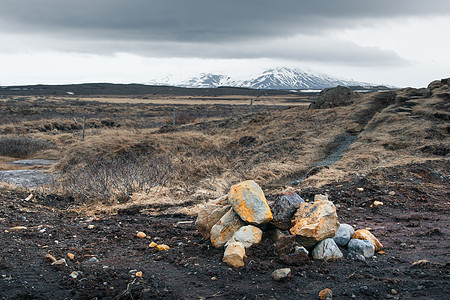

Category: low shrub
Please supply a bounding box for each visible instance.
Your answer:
[58,152,173,204]
[0,137,56,158]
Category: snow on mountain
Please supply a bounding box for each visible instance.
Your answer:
[158,67,373,90]
[180,73,237,88]
[241,67,367,90]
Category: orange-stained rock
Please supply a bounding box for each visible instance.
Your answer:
[228,180,273,225]
[210,209,245,248]
[195,196,231,239]
[223,242,245,268]
[352,229,383,251]
[156,244,170,251]
[318,288,333,299]
[290,200,340,247]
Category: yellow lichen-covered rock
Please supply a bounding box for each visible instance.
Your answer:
[148,242,157,248]
[352,229,383,251]
[210,209,245,248]
[156,244,170,251]
[136,232,147,238]
[290,200,340,248]
[223,242,245,268]
[195,195,231,239]
[228,180,273,225]
[225,225,263,248]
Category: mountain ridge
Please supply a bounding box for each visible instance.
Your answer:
[177,67,373,90]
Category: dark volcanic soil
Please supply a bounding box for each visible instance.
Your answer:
[1,161,449,299]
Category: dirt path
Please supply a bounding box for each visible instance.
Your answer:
[1,160,448,299]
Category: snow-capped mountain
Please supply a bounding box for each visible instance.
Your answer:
[158,67,373,90]
[180,74,237,88]
[241,67,368,90]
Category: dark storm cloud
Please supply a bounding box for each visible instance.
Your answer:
[0,0,448,64]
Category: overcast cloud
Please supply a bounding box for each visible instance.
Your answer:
[0,0,449,86]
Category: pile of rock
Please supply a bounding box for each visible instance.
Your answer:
[195,180,383,268]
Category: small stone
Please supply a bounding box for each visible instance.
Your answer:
[318,288,333,299]
[348,239,375,258]
[67,253,75,260]
[87,257,99,263]
[136,232,146,238]
[52,258,68,266]
[389,191,396,196]
[370,201,384,207]
[270,191,305,230]
[228,180,273,225]
[87,225,95,229]
[44,254,57,263]
[156,244,170,251]
[149,242,157,248]
[391,289,398,295]
[290,200,340,248]
[210,209,245,248]
[356,188,364,192]
[136,271,143,278]
[10,226,27,230]
[312,238,343,260]
[223,242,245,268]
[333,224,354,247]
[411,259,431,268]
[352,229,383,251]
[211,276,217,281]
[272,268,291,281]
[294,245,309,256]
[225,225,263,248]
[69,271,79,279]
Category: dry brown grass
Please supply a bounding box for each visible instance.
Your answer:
[1,88,448,213]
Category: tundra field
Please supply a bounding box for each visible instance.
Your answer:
[0,81,449,299]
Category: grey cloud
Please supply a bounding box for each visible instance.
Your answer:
[0,0,447,66]
[1,0,449,42]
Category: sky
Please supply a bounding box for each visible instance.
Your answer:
[0,0,449,88]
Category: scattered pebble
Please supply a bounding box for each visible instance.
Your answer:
[87,225,95,229]
[318,288,333,299]
[87,257,99,263]
[67,253,75,260]
[10,226,27,230]
[272,268,291,281]
[149,242,157,248]
[136,271,143,278]
[411,259,431,267]
[211,276,217,281]
[391,289,398,295]
[156,244,170,251]
[44,254,57,263]
[136,232,146,238]
[370,201,383,207]
[389,191,396,196]
[51,258,68,266]
[356,188,364,192]
[69,271,79,279]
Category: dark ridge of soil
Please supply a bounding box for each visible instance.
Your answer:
[1,161,449,299]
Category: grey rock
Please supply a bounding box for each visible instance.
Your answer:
[348,239,375,258]
[0,169,57,189]
[294,245,309,256]
[272,268,291,281]
[309,86,359,109]
[225,225,263,248]
[312,238,343,260]
[87,257,99,263]
[333,224,354,247]
[270,192,305,230]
